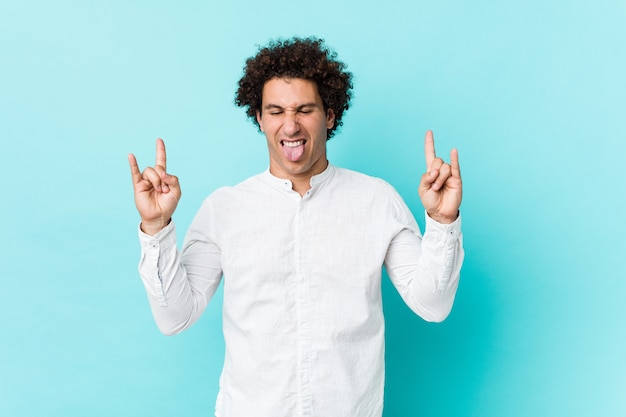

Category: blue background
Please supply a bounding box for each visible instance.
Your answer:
[1,0,625,416]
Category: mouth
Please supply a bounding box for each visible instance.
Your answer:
[281,139,306,161]
[281,139,306,147]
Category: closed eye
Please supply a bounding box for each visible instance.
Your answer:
[263,103,319,116]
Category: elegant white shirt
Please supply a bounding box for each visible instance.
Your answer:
[138,164,463,417]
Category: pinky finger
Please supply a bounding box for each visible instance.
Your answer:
[450,148,461,178]
[128,154,142,184]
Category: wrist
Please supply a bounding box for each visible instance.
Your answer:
[140,218,171,235]
[427,211,458,224]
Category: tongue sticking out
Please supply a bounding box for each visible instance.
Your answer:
[282,142,305,162]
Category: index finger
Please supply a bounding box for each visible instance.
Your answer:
[155,138,167,170]
[424,130,436,170]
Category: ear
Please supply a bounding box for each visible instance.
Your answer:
[326,109,335,130]
[256,111,264,132]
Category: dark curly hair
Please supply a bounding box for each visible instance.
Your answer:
[235,37,353,139]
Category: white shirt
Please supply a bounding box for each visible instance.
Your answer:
[138,164,463,417]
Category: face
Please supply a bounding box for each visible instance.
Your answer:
[256,77,335,183]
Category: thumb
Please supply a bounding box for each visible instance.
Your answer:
[418,169,437,196]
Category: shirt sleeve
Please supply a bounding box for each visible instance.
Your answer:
[137,210,223,335]
[383,196,464,322]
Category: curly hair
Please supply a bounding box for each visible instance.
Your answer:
[235,37,353,139]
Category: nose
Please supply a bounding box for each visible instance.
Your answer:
[282,111,300,136]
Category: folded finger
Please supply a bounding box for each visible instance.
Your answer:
[142,167,163,192]
[429,157,443,177]
[431,163,451,191]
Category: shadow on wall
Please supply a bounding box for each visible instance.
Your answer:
[382,257,495,417]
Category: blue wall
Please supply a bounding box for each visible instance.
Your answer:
[1,1,624,416]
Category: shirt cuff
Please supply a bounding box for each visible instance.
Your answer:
[424,210,462,238]
[138,220,177,249]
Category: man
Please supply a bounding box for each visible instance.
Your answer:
[129,37,463,417]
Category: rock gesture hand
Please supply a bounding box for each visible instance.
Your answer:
[417,131,462,224]
[128,139,181,235]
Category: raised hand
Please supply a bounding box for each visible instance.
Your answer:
[128,139,181,235]
[417,130,462,224]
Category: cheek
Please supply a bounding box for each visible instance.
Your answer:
[261,121,277,137]
[313,119,328,136]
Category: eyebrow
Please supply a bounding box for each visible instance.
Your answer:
[263,102,319,111]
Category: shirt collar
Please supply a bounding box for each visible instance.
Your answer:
[261,163,335,194]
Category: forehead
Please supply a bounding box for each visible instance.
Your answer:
[261,77,322,107]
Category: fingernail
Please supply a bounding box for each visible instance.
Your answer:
[163,185,169,192]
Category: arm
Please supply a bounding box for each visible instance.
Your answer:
[138,217,222,335]
[130,140,221,335]
[384,131,464,322]
[384,212,463,322]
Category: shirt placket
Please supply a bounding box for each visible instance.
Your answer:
[294,197,313,416]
